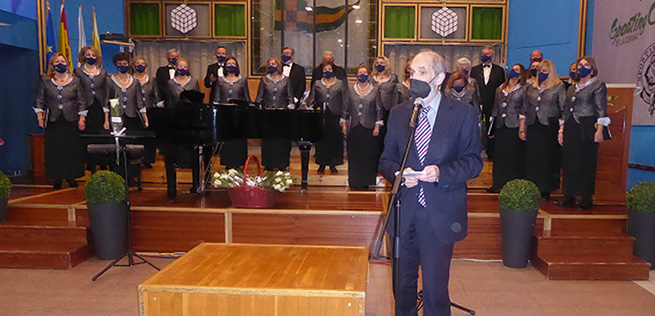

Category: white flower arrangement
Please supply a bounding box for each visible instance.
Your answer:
[212,169,294,192]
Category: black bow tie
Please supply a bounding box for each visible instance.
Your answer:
[283,64,291,67]
[168,66,175,69]
[483,64,491,68]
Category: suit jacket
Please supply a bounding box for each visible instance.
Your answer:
[379,96,483,243]
[204,62,224,101]
[284,63,306,105]
[156,65,176,105]
[470,63,505,115]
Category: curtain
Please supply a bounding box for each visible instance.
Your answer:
[384,6,415,39]
[130,4,159,36]
[215,4,246,37]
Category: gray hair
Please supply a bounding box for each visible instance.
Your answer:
[416,50,447,76]
[455,57,472,69]
[167,48,179,55]
[322,50,333,58]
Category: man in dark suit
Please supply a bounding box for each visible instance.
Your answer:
[281,47,306,107]
[310,50,347,89]
[204,46,228,101]
[470,46,505,159]
[156,49,180,107]
[379,50,483,316]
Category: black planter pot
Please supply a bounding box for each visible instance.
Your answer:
[627,209,655,269]
[500,208,538,268]
[87,202,128,260]
[0,198,7,223]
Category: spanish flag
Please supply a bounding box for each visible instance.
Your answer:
[275,0,359,33]
[92,7,102,59]
[58,0,73,72]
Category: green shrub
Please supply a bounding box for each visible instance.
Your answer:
[627,181,655,213]
[84,171,126,204]
[498,179,541,211]
[0,171,10,200]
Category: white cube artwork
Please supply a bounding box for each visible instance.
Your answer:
[431,7,458,37]
[171,4,198,34]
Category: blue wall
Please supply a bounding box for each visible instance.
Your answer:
[506,0,582,76]
[628,126,655,188]
[47,0,125,73]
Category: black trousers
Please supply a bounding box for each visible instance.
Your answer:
[390,206,454,316]
[164,145,200,193]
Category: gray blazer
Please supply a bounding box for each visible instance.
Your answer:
[106,76,145,118]
[396,82,411,105]
[524,83,566,126]
[344,84,383,129]
[448,84,481,119]
[137,76,161,109]
[35,76,86,122]
[255,75,293,109]
[562,78,607,124]
[306,79,347,115]
[213,76,251,104]
[492,84,526,129]
[167,77,200,108]
[371,74,399,111]
[74,67,108,109]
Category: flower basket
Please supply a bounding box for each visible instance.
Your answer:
[226,156,277,208]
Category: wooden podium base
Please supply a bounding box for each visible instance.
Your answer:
[138,243,368,316]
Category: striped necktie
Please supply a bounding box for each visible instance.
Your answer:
[414,105,431,207]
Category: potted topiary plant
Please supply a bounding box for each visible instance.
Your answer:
[626,181,655,269]
[498,179,541,268]
[84,171,128,260]
[0,171,10,222]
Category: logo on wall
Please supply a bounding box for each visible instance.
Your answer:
[431,7,458,37]
[637,42,655,116]
[171,4,198,34]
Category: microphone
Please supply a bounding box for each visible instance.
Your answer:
[409,98,423,128]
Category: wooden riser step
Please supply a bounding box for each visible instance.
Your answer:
[0,225,89,244]
[0,243,93,269]
[535,235,635,258]
[531,253,651,280]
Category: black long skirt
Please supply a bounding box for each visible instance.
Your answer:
[84,98,105,134]
[219,139,248,168]
[347,124,381,189]
[492,126,525,189]
[45,116,85,180]
[261,138,291,170]
[562,117,599,197]
[525,122,559,193]
[315,111,344,166]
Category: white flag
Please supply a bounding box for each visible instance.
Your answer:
[77,4,86,66]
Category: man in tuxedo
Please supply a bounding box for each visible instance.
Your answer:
[204,46,228,101]
[281,47,306,107]
[470,46,505,159]
[156,49,180,107]
[379,50,483,316]
[310,50,347,89]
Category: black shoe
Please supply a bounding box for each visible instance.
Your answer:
[576,196,593,210]
[67,179,78,188]
[142,162,153,169]
[189,187,199,194]
[541,192,551,201]
[329,165,338,173]
[555,195,574,207]
[486,187,500,193]
[317,165,326,173]
[167,189,176,198]
[53,179,62,190]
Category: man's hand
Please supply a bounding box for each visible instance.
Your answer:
[209,73,217,83]
[417,165,439,183]
[402,167,419,188]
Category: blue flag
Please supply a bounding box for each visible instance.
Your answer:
[44,0,56,69]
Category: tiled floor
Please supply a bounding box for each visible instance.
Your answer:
[0,256,653,316]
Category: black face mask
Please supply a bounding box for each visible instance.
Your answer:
[410,77,435,99]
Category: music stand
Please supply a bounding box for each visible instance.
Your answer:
[84,129,160,281]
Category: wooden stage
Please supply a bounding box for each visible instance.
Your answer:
[139,243,368,316]
[1,147,650,280]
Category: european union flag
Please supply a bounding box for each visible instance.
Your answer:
[44,0,56,69]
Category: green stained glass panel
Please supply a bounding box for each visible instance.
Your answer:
[384,6,414,39]
[471,7,503,40]
[215,4,246,37]
[130,4,160,36]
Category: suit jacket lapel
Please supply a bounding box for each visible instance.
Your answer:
[425,97,451,162]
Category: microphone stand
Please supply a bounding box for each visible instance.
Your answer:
[371,100,476,315]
